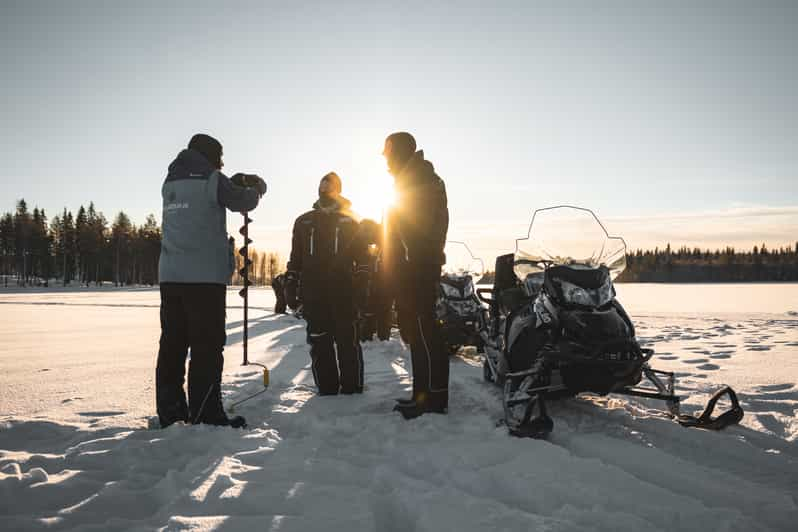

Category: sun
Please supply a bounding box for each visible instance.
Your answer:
[348,154,396,222]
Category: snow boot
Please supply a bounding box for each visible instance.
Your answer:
[393,391,448,420]
[201,412,247,429]
[194,404,247,428]
[157,388,189,429]
[191,384,247,429]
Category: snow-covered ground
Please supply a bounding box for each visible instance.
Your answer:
[1,284,797,531]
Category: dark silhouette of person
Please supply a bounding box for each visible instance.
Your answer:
[156,133,266,428]
[382,132,450,419]
[272,272,288,314]
[286,172,369,395]
[357,218,394,342]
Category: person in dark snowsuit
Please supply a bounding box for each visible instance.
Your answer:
[272,272,288,314]
[356,218,393,342]
[157,133,266,429]
[383,132,450,419]
[286,172,368,395]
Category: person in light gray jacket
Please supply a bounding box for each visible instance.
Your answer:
[156,133,266,429]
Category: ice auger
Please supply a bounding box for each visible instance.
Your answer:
[226,211,269,414]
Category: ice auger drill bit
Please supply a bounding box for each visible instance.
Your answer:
[226,210,270,414]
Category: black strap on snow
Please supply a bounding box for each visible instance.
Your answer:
[677,385,744,430]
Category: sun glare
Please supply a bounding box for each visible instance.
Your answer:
[348,153,395,222]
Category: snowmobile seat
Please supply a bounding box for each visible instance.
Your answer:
[494,254,518,293]
[492,254,525,314]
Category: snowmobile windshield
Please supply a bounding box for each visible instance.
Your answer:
[513,206,627,280]
[443,241,485,277]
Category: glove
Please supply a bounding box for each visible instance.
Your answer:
[231,173,268,197]
[285,270,300,310]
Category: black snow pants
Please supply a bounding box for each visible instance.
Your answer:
[304,291,364,395]
[273,276,287,314]
[156,283,227,426]
[396,265,449,409]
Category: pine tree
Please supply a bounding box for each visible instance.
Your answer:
[14,200,33,285]
[0,213,14,286]
[111,211,133,286]
[75,205,89,284]
[30,207,50,282]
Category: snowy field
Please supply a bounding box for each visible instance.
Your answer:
[1,284,797,531]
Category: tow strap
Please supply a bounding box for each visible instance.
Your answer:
[677,385,744,430]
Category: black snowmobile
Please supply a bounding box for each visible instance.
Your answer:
[477,206,743,438]
[436,241,488,355]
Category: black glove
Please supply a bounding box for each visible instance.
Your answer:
[285,270,300,310]
[231,173,268,197]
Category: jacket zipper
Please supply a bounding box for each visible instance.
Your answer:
[310,227,315,255]
[334,227,340,255]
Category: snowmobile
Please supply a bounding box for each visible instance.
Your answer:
[437,241,488,354]
[477,206,743,438]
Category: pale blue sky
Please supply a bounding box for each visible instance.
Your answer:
[1,0,796,260]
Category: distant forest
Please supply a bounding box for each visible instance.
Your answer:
[617,244,798,283]
[1,199,282,287]
[4,198,796,286]
[477,243,798,284]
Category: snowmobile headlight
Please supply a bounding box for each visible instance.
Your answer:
[594,277,616,306]
[440,283,463,298]
[559,279,616,307]
[560,281,594,306]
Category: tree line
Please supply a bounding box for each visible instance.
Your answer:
[1,198,283,287]
[475,243,798,285]
[231,248,284,286]
[617,243,798,283]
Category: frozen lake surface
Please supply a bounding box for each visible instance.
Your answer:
[1,284,797,531]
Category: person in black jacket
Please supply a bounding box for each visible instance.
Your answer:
[286,172,368,395]
[382,132,450,419]
[356,219,393,342]
[272,272,288,314]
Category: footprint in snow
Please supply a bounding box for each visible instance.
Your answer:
[696,363,720,371]
[709,352,732,359]
[684,358,709,365]
[658,355,679,361]
[747,345,773,351]
[78,411,125,417]
[758,383,794,392]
